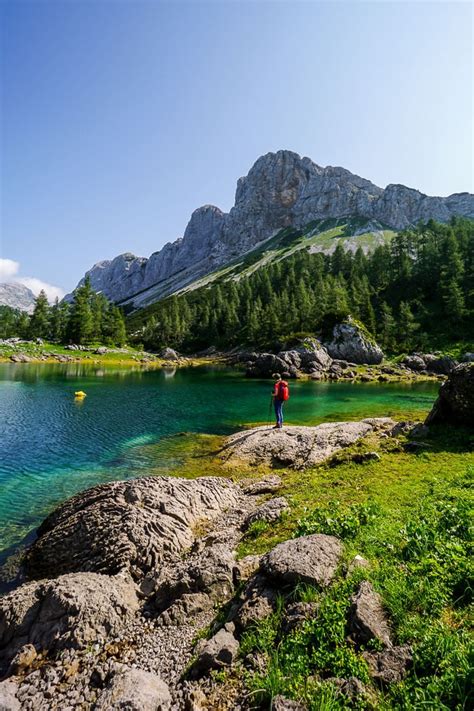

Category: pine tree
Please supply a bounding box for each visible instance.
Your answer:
[67,278,94,344]
[397,301,419,352]
[29,290,51,339]
[379,302,396,352]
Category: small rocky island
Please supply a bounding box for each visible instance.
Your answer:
[0,364,472,710]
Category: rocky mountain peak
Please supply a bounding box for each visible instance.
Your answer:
[0,283,36,313]
[67,150,474,308]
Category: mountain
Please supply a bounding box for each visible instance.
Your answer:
[0,283,36,313]
[67,150,474,310]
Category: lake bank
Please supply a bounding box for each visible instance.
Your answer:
[0,364,440,576]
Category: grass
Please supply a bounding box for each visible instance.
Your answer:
[233,425,473,709]
[0,340,223,368]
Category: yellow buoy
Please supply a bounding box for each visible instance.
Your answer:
[74,391,87,399]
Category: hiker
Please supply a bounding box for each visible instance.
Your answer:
[271,373,289,429]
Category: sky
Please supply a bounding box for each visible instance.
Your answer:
[1,0,473,300]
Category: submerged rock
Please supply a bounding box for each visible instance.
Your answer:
[222,418,394,469]
[24,476,240,580]
[426,362,474,427]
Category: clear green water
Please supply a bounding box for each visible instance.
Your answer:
[0,362,438,567]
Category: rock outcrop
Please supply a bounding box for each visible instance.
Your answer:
[426,363,474,426]
[67,151,474,309]
[245,338,333,378]
[222,418,395,469]
[24,477,240,581]
[0,573,139,671]
[325,317,383,364]
[401,353,458,375]
[261,534,342,587]
[95,667,171,710]
[348,581,392,647]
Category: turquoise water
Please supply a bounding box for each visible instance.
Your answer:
[0,362,438,567]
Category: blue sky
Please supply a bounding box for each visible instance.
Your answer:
[1,0,472,298]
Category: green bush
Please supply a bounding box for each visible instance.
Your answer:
[296,500,380,539]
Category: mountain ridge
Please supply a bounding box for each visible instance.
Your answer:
[0,283,36,314]
[67,150,474,309]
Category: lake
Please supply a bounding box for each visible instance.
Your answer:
[0,362,438,570]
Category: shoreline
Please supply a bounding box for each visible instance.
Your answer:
[0,349,445,384]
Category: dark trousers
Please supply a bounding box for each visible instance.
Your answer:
[274,399,284,426]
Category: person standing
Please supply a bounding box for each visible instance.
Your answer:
[271,373,289,429]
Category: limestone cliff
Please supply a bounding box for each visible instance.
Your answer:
[67,151,474,308]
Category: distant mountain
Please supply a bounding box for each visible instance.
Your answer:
[0,283,36,313]
[67,150,474,310]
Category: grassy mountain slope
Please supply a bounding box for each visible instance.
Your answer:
[122,218,395,312]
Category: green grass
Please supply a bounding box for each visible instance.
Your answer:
[234,425,473,709]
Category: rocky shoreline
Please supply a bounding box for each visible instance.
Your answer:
[0,418,420,711]
[0,364,472,710]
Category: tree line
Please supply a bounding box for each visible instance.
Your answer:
[128,217,474,354]
[0,278,126,346]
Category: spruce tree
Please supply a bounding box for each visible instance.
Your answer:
[68,278,94,344]
[29,290,51,340]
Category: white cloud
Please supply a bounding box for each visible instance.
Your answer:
[0,258,20,280]
[16,277,65,303]
[0,258,65,303]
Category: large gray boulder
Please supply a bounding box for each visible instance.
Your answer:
[426,363,474,427]
[260,534,343,587]
[24,476,240,581]
[222,418,394,469]
[325,317,383,364]
[0,573,138,670]
[95,667,171,710]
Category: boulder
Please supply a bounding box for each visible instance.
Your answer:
[401,354,426,372]
[425,363,474,427]
[246,353,290,378]
[189,628,239,677]
[24,476,240,580]
[0,679,20,711]
[327,677,367,701]
[95,667,171,710]
[156,592,213,627]
[347,581,391,647]
[422,353,457,374]
[461,352,474,363]
[261,534,342,587]
[281,601,319,634]
[272,696,308,710]
[230,574,278,629]
[325,317,383,364]
[243,497,289,529]
[0,573,139,670]
[160,347,179,361]
[242,475,283,495]
[222,419,395,469]
[363,645,412,686]
[153,543,236,611]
